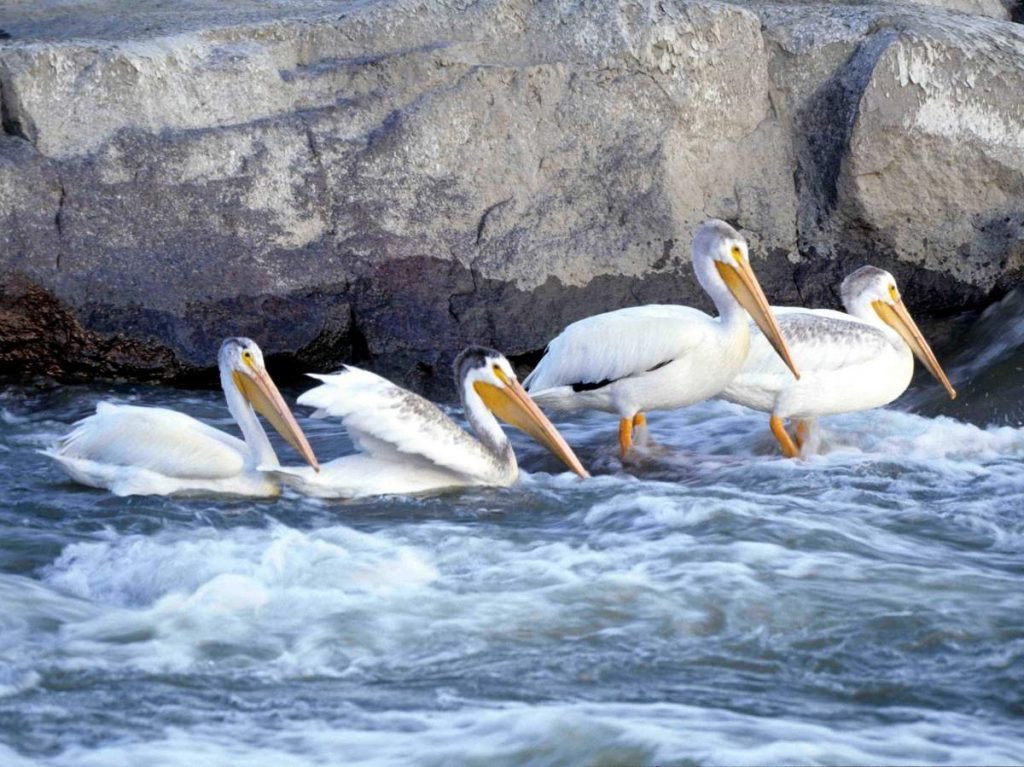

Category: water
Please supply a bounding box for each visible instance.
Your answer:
[1,294,1024,765]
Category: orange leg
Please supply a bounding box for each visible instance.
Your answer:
[631,411,659,450]
[794,419,811,451]
[618,417,633,458]
[770,415,799,458]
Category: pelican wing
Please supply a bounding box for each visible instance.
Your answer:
[743,308,891,375]
[298,367,499,481]
[54,402,247,479]
[523,305,712,392]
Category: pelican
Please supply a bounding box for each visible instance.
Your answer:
[523,219,800,457]
[269,346,589,498]
[45,337,320,496]
[720,265,957,456]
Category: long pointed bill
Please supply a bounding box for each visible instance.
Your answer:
[233,368,321,471]
[474,376,590,478]
[715,260,800,380]
[873,299,957,400]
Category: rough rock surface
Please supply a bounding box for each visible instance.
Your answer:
[1,0,1023,396]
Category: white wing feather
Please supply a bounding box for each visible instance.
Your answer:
[742,308,890,376]
[523,305,713,391]
[268,455,473,499]
[54,402,247,479]
[297,367,499,481]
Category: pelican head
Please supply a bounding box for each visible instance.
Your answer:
[692,219,800,379]
[841,267,956,400]
[456,346,589,478]
[219,338,321,470]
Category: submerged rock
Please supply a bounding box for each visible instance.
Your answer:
[1,0,1022,396]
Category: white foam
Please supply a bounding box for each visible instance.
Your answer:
[41,701,1024,767]
[42,522,442,676]
[585,398,1024,467]
[584,491,717,528]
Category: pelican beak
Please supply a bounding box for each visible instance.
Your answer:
[233,367,321,471]
[715,259,800,380]
[873,299,957,400]
[474,373,590,478]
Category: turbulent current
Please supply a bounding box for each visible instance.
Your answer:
[1,292,1023,766]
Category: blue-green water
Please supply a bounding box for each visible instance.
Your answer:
[1,294,1023,766]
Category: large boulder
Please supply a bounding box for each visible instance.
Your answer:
[1,0,1022,396]
[761,4,1024,311]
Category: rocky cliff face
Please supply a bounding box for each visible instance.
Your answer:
[1,0,1022,396]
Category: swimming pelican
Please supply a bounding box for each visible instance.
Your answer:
[523,219,800,458]
[270,346,589,498]
[46,337,320,496]
[720,265,957,456]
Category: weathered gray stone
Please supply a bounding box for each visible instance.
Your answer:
[904,0,1011,20]
[0,0,1022,395]
[839,15,1024,291]
[750,3,1024,313]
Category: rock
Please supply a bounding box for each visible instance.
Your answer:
[838,14,1024,299]
[1,0,1023,397]
[757,3,1024,311]
[905,0,1011,19]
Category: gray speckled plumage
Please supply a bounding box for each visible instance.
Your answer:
[841,266,890,309]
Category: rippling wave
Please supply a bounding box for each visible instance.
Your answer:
[1,299,1023,765]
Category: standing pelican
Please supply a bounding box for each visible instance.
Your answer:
[523,219,799,457]
[720,265,957,456]
[46,338,320,496]
[270,346,589,498]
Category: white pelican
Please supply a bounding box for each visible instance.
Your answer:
[45,338,320,496]
[269,346,589,498]
[523,219,800,458]
[720,265,957,457]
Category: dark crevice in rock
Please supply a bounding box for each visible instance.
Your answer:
[54,178,67,270]
[304,122,320,162]
[722,216,743,233]
[651,239,675,270]
[0,74,35,144]
[1010,0,1024,23]
[55,183,66,235]
[796,29,899,219]
[475,198,512,245]
[301,118,337,237]
[0,77,26,139]
[508,346,546,383]
[165,364,222,390]
[279,42,450,84]
[345,307,372,365]
[788,26,908,304]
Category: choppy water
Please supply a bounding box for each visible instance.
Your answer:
[2,293,1024,766]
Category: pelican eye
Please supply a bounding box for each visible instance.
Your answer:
[730,245,743,264]
[888,284,898,300]
[242,350,254,365]
[491,364,511,385]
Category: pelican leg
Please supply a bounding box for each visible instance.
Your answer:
[618,417,633,458]
[794,419,811,451]
[631,412,657,448]
[769,415,799,458]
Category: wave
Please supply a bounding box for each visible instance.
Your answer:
[35,700,1024,766]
